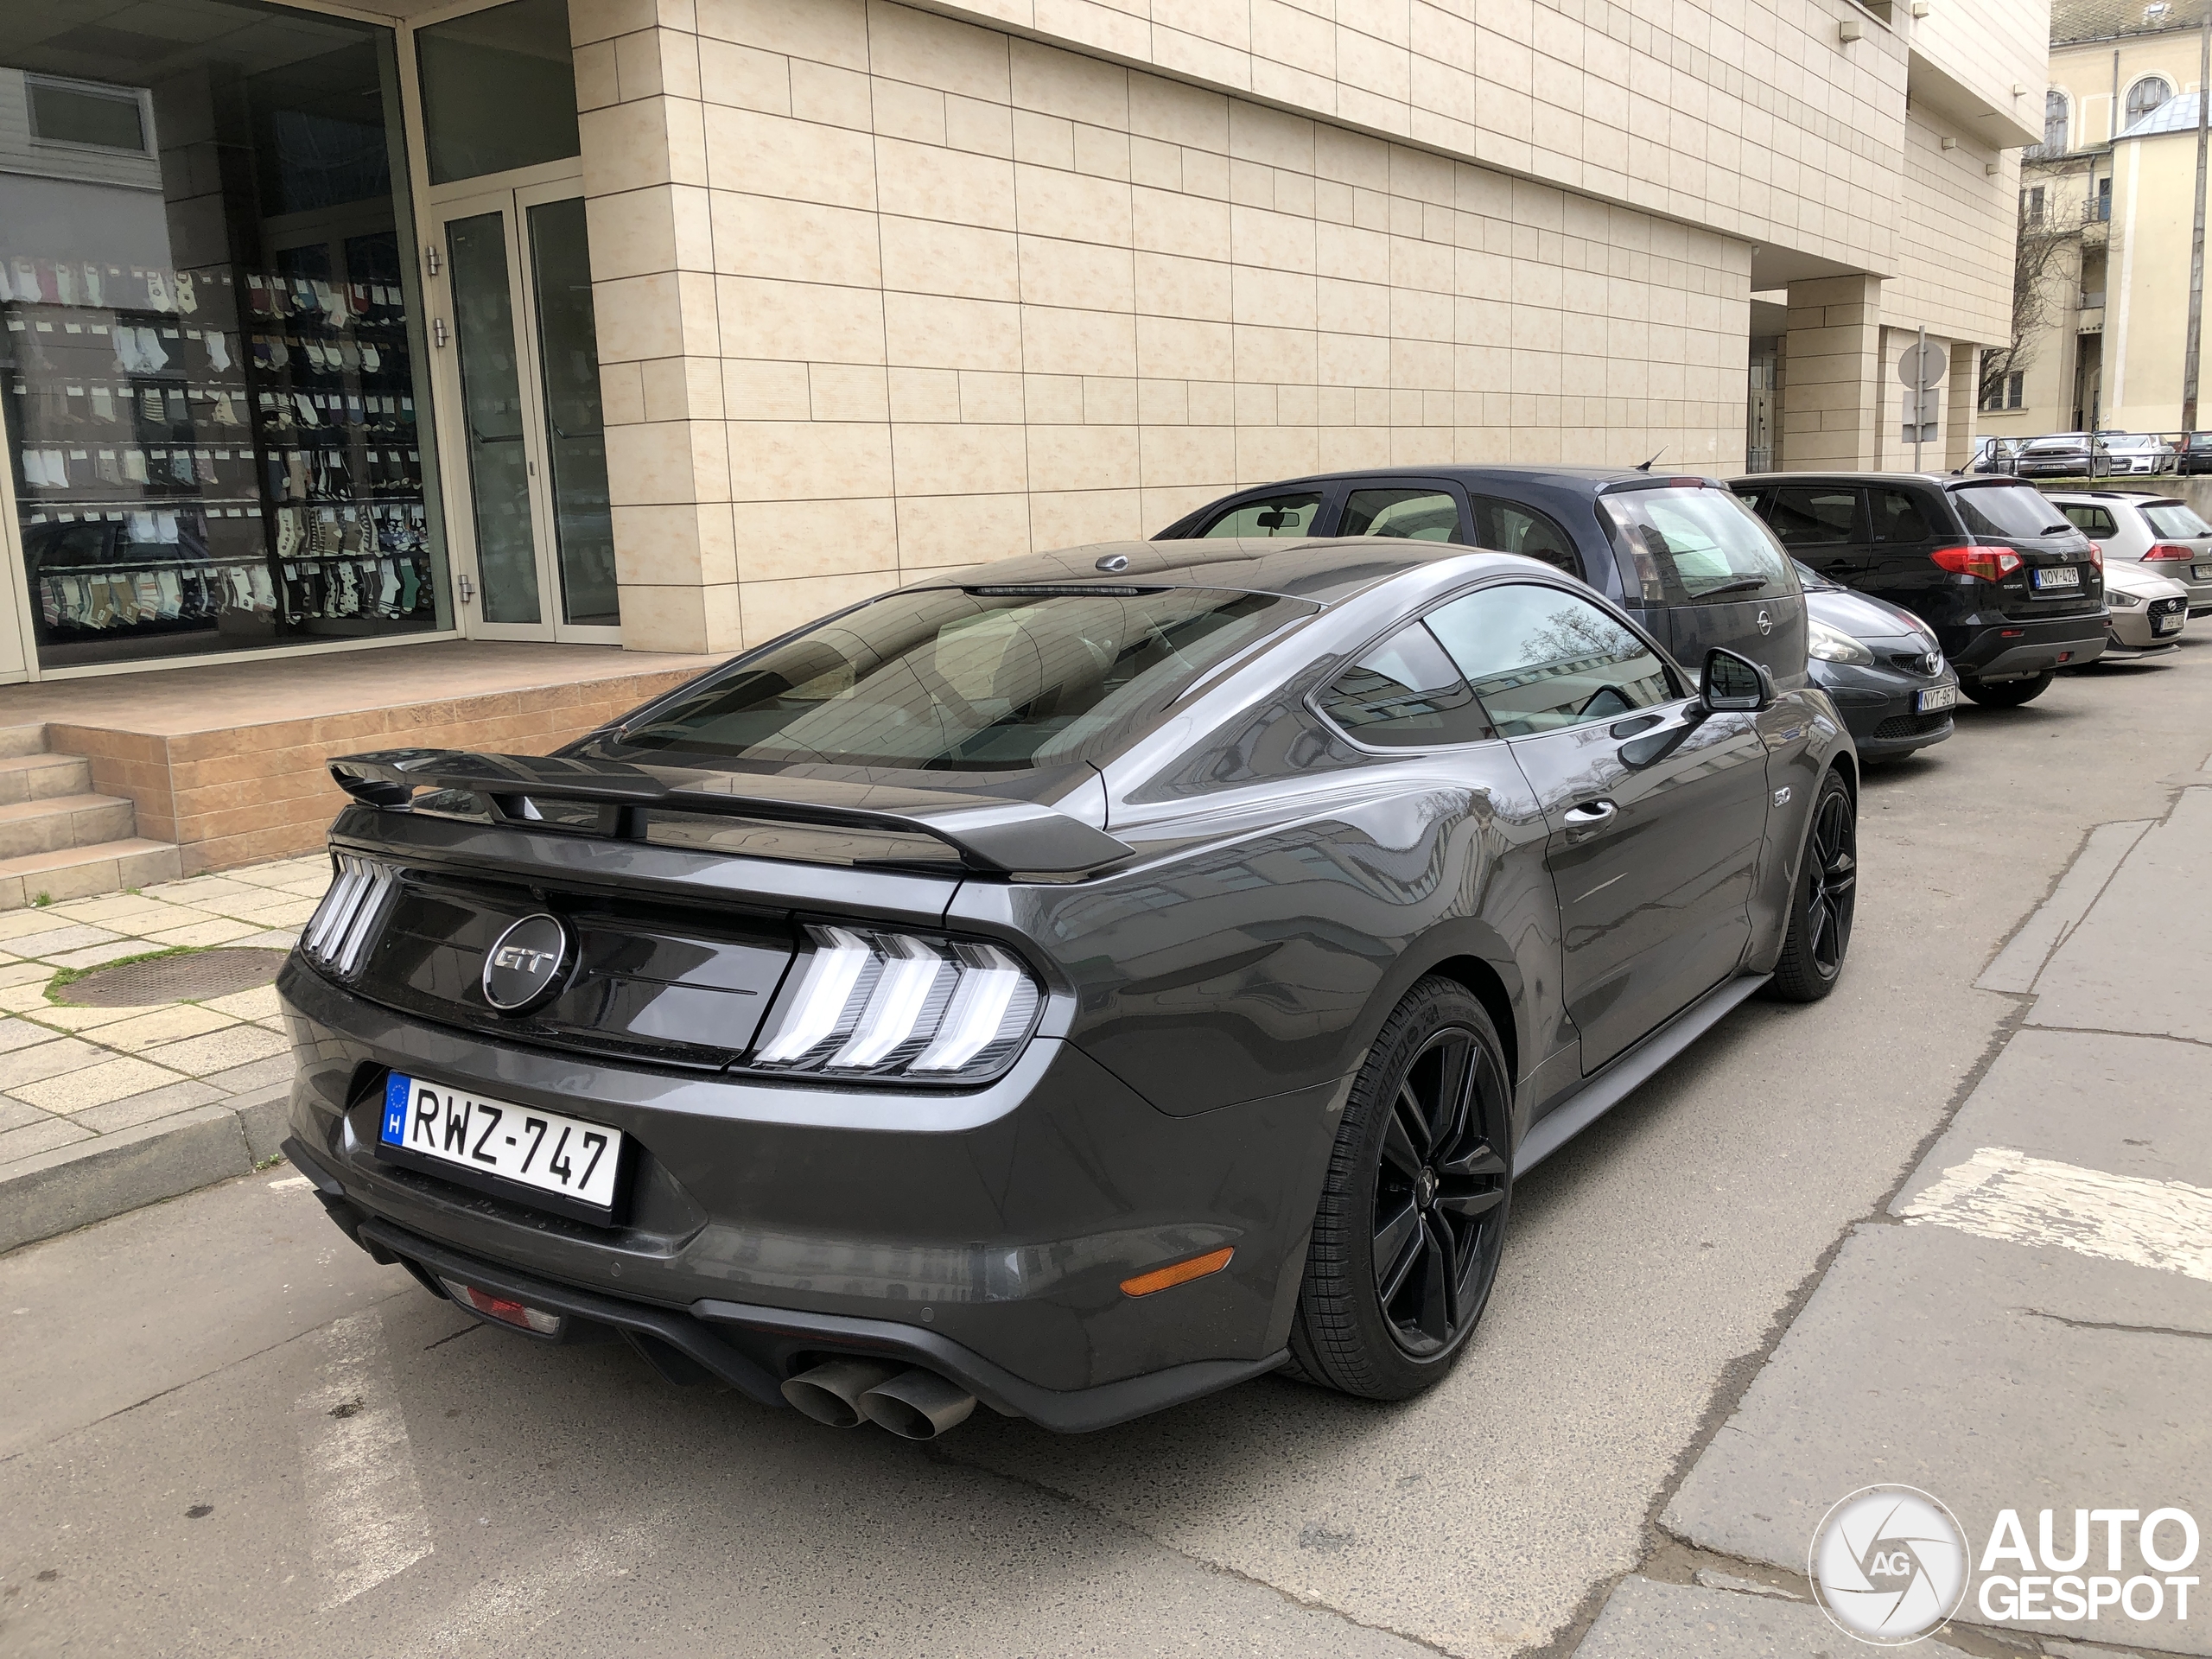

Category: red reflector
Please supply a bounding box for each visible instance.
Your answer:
[439,1276,563,1335]
[1999,629,2024,638]
[2059,652,2074,662]
[1930,544,2022,582]
[2144,542,2194,561]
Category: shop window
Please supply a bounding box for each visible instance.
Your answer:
[416,0,582,185]
[1,6,444,670]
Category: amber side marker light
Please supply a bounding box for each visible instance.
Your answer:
[1121,1246,1235,1298]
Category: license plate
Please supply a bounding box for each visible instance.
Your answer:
[2156,613,2184,634]
[2193,564,2212,581]
[1916,684,1958,713]
[378,1074,624,1217]
[2032,566,2082,590]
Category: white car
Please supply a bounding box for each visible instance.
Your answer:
[2095,558,2191,654]
[2044,491,2212,613]
[2094,434,2177,476]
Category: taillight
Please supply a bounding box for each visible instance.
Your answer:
[2144,542,2194,561]
[1930,545,2022,582]
[2082,542,2103,569]
[302,854,397,977]
[751,925,1043,1082]
[439,1278,563,1336]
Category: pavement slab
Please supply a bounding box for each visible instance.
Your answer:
[1577,1578,1979,1657]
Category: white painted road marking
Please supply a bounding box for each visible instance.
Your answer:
[424,1516,668,1651]
[294,1310,433,1608]
[1899,1146,2212,1284]
[269,1175,315,1192]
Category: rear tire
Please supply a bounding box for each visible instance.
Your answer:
[1767,769,1857,1004]
[1287,978,1511,1400]
[1961,671,2052,708]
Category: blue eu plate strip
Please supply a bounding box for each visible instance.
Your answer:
[381,1073,412,1145]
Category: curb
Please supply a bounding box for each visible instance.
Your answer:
[0,1078,292,1255]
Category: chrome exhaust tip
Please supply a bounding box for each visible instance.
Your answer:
[779,1359,898,1427]
[858,1367,977,1440]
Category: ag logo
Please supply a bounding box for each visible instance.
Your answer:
[481,913,571,1014]
[1810,1485,1969,1645]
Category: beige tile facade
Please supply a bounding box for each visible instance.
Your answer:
[566,0,2041,649]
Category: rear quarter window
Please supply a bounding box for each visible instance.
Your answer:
[1951,485,2075,540]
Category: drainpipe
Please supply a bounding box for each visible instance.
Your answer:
[2183,5,2212,432]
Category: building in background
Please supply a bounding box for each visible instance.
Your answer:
[0,0,2045,672]
[1998,0,2206,439]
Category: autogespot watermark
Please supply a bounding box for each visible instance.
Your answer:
[1809,1487,2202,1646]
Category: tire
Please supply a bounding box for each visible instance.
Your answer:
[1961,671,2053,708]
[1766,769,1857,1004]
[1286,977,1512,1400]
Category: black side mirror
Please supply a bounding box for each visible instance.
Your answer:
[1701,648,1774,713]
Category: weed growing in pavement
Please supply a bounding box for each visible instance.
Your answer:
[31,892,49,907]
[252,1151,287,1172]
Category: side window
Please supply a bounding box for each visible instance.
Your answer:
[2060,504,2118,537]
[1471,496,1582,580]
[1199,492,1323,538]
[1764,487,1863,548]
[1873,490,1933,542]
[1316,623,1491,747]
[1342,487,1465,542]
[1426,583,1679,738]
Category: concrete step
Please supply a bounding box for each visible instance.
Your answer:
[0,793,139,861]
[0,751,92,805]
[0,723,49,760]
[0,837,183,909]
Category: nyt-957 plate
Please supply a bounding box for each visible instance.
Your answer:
[377,1073,625,1221]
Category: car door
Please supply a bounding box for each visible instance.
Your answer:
[1860,484,1944,597]
[1751,484,1870,582]
[1424,581,1770,1075]
[1337,480,1472,543]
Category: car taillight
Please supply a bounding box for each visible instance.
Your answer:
[302,853,397,976]
[751,925,1043,1081]
[2082,542,2103,569]
[2143,542,2194,561]
[1930,545,2021,582]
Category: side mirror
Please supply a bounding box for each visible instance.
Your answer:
[1701,648,1775,713]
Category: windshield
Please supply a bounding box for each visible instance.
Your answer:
[614,587,1317,771]
[2143,501,2212,538]
[1603,486,1794,604]
[1952,485,2073,540]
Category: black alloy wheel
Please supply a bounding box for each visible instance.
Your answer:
[1288,977,1512,1399]
[1768,769,1857,1002]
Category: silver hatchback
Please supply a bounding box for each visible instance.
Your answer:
[2044,491,2212,613]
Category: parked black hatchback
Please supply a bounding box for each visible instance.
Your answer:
[1159,467,1809,689]
[1732,474,2106,707]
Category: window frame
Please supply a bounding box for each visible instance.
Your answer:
[1761,485,1868,550]
[22,73,154,157]
[2124,74,2173,130]
[1337,477,1473,544]
[1189,483,1340,541]
[1468,493,1585,582]
[1306,574,1683,755]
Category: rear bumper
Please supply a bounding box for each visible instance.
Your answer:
[1946,613,2107,681]
[277,957,1333,1427]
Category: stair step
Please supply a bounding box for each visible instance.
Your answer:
[0,793,139,861]
[0,838,183,909]
[0,751,93,805]
[0,724,49,760]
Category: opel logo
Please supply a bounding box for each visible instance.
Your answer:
[481,913,572,1014]
[1757,607,1773,636]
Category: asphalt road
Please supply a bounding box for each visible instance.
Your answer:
[6,642,2211,1659]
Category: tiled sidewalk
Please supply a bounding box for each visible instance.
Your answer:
[0,855,326,1172]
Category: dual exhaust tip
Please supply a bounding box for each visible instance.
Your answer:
[779,1358,977,1440]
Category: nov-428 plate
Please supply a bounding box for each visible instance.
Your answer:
[377,1074,625,1219]
[2031,565,2082,590]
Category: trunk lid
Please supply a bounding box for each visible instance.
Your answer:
[1944,481,2105,620]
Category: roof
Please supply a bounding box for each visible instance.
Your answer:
[2119,89,2207,139]
[2053,0,2201,44]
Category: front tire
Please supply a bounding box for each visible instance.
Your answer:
[1287,978,1511,1400]
[1767,769,1857,1003]
[1961,671,2052,708]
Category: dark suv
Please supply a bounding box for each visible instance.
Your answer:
[1731,474,2106,707]
[1158,467,1808,688]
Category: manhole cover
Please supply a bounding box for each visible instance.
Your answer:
[58,948,292,1007]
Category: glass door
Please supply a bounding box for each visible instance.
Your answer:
[428,186,617,641]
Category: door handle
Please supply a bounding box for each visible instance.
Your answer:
[1562,799,1618,836]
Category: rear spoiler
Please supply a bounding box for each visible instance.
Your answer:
[326,749,1135,877]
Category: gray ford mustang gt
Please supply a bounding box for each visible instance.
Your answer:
[279,536,1858,1440]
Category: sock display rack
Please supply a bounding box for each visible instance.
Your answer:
[0,253,436,654]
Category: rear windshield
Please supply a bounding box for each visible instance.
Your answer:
[613,587,1317,771]
[1602,486,1794,604]
[1952,485,2074,540]
[2143,501,2212,538]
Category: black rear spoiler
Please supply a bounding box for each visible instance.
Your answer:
[326,749,1135,876]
